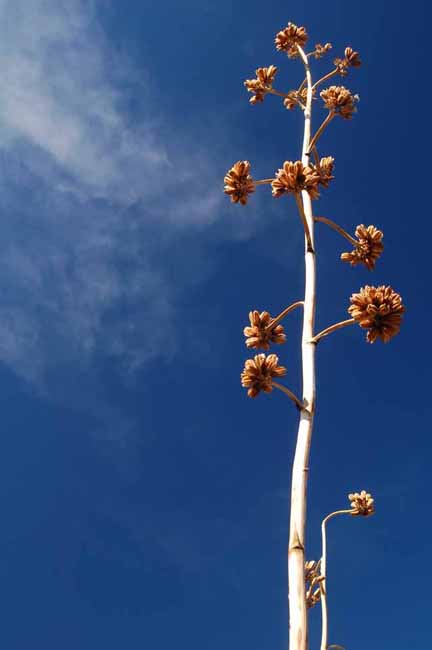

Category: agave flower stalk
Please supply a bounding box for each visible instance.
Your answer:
[286,42,316,650]
[223,20,403,650]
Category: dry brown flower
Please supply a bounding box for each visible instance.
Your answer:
[244,65,278,104]
[244,310,287,350]
[320,85,358,119]
[283,87,311,110]
[348,285,404,343]
[305,560,323,609]
[313,42,332,59]
[344,47,361,67]
[348,491,375,517]
[341,224,384,270]
[314,156,335,187]
[224,161,255,205]
[241,353,287,398]
[256,65,278,85]
[334,47,362,76]
[244,79,266,104]
[284,95,298,110]
[275,22,308,58]
[272,161,321,199]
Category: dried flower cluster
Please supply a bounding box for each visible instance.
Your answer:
[283,87,309,110]
[275,22,308,58]
[315,156,335,187]
[334,47,362,75]
[348,491,375,517]
[312,42,332,59]
[244,310,286,350]
[272,160,321,199]
[244,65,278,104]
[241,353,286,398]
[321,85,358,119]
[348,285,404,343]
[341,224,384,270]
[224,160,255,205]
[305,560,323,609]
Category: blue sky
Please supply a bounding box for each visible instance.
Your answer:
[0,1,429,648]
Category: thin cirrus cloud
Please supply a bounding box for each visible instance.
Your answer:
[0,0,228,392]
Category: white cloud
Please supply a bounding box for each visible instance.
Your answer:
[0,0,227,392]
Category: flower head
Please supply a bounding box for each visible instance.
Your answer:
[341,224,384,270]
[305,560,323,609]
[283,87,310,110]
[241,353,287,398]
[348,285,404,343]
[320,85,358,119]
[224,161,255,205]
[244,310,287,350]
[314,156,335,187]
[275,23,308,58]
[272,161,321,199]
[313,42,332,59]
[334,47,362,75]
[348,491,374,517]
[244,65,278,105]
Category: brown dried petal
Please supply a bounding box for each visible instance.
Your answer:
[224,160,255,205]
[341,224,384,270]
[272,160,321,199]
[240,353,287,398]
[348,285,404,343]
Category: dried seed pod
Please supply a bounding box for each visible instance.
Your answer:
[224,161,255,205]
[313,42,332,59]
[272,160,321,199]
[314,156,335,187]
[341,224,384,270]
[244,310,286,351]
[320,85,358,119]
[244,65,278,104]
[240,353,287,398]
[348,285,404,343]
[348,491,375,516]
[275,22,308,58]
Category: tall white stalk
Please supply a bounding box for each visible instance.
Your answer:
[288,46,316,650]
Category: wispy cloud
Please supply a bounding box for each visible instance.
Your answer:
[0,0,229,393]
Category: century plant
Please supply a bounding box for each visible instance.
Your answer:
[223,22,404,650]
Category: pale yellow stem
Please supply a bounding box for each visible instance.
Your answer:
[314,216,358,246]
[297,77,307,94]
[294,193,314,253]
[268,88,291,99]
[265,301,304,331]
[308,112,335,153]
[287,43,317,650]
[320,510,353,650]
[312,319,355,344]
[255,179,274,186]
[312,146,320,168]
[272,382,305,410]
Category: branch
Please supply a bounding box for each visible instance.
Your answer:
[312,319,355,344]
[307,112,335,153]
[314,216,358,246]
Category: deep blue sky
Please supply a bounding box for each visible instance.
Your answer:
[0,1,429,648]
